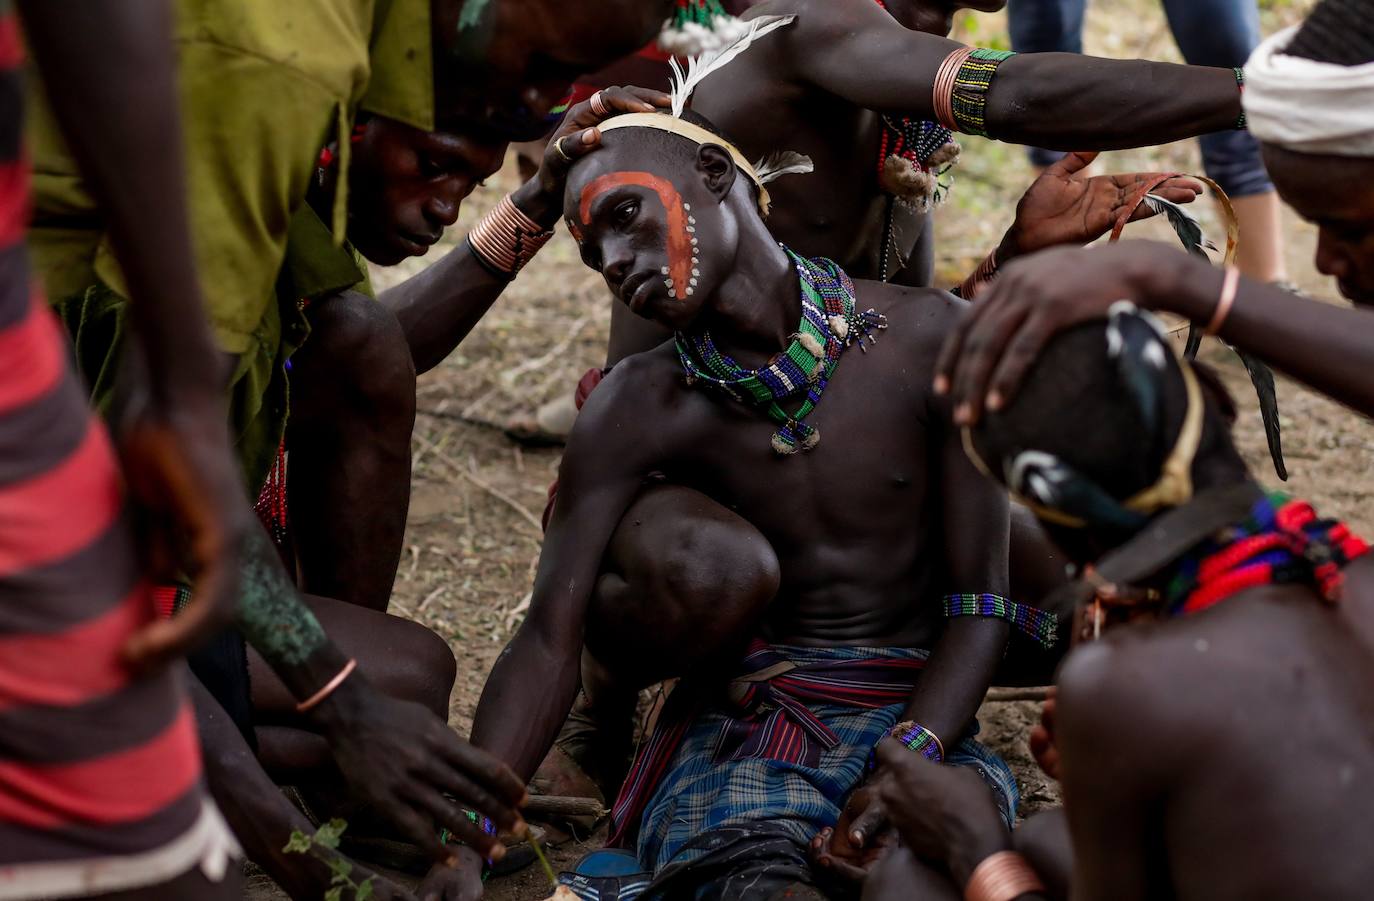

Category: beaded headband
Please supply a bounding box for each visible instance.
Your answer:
[962,314,1205,530]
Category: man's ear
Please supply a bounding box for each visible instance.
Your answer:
[696,144,738,202]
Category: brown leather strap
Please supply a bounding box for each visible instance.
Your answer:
[1043,482,1265,619]
[1108,173,1239,268]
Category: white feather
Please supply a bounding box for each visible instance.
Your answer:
[753,151,814,184]
[669,15,797,118]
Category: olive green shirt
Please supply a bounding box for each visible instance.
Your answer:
[27,0,425,491]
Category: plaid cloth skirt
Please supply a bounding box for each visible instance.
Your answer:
[634,645,1018,874]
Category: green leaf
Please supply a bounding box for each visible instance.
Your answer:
[325,856,353,881]
[355,878,375,901]
[324,888,344,901]
[315,818,348,850]
[283,830,313,855]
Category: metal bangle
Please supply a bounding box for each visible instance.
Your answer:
[1205,265,1240,336]
[295,658,357,713]
[964,851,1046,901]
[933,47,975,132]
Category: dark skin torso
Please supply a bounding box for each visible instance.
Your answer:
[691,0,961,286]
[873,559,1374,901]
[477,268,1011,780]
[1041,560,1374,900]
[607,285,965,649]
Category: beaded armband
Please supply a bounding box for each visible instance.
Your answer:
[889,720,945,762]
[1233,67,1247,130]
[944,593,1058,649]
[467,194,555,278]
[952,250,999,300]
[933,48,1016,138]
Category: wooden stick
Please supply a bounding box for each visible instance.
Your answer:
[985,687,1051,703]
[523,795,607,818]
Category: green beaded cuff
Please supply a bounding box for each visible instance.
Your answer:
[439,810,496,880]
[1233,67,1247,130]
[951,48,1016,138]
[943,593,1058,649]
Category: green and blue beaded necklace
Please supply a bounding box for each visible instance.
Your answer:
[676,247,886,455]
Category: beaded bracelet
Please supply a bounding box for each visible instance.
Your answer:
[439,810,497,879]
[467,194,555,278]
[889,720,945,762]
[1233,67,1247,131]
[944,593,1058,650]
[934,47,1016,137]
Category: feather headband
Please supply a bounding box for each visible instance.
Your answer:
[598,15,801,217]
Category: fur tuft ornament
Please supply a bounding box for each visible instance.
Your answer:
[667,15,796,118]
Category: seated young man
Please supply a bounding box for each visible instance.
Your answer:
[187,90,664,898]
[451,111,1061,899]
[868,310,1374,900]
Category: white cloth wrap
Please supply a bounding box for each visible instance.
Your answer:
[1244,25,1374,157]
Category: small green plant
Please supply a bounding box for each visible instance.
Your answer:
[283,819,376,901]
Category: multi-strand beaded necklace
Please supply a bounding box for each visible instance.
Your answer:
[1164,493,1369,617]
[676,248,886,455]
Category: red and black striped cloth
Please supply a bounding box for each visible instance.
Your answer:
[607,638,928,847]
[0,4,208,883]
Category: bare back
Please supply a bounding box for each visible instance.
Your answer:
[690,0,935,284]
[1057,556,1374,899]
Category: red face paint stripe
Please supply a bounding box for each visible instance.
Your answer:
[579,171,692,301]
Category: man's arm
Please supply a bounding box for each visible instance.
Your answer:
[188,675,416,901]
[778,0,1240,150]
[828,300,1012,864]
[384,87,667,374]
[1051,642,1162,901]
[893,383,1012,746]
[425,364,675,895]
[935,241,1374,426]
[18,0,249,667]
[468,360,678,778]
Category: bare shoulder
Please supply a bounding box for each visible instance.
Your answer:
[562,345,694,470]
[856,280,966,365]
[1055,624,1212,778]
[746,0,885,51]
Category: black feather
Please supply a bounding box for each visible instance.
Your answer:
[1236,349,1287,481]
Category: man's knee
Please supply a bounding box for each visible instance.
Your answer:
[300,290,416,415]
[656,515,780,620]
[378,617,457,718]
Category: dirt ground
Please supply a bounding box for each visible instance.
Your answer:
[244,2,1359,897]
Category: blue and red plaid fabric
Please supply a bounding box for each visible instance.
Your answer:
[608,642,1018,874]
